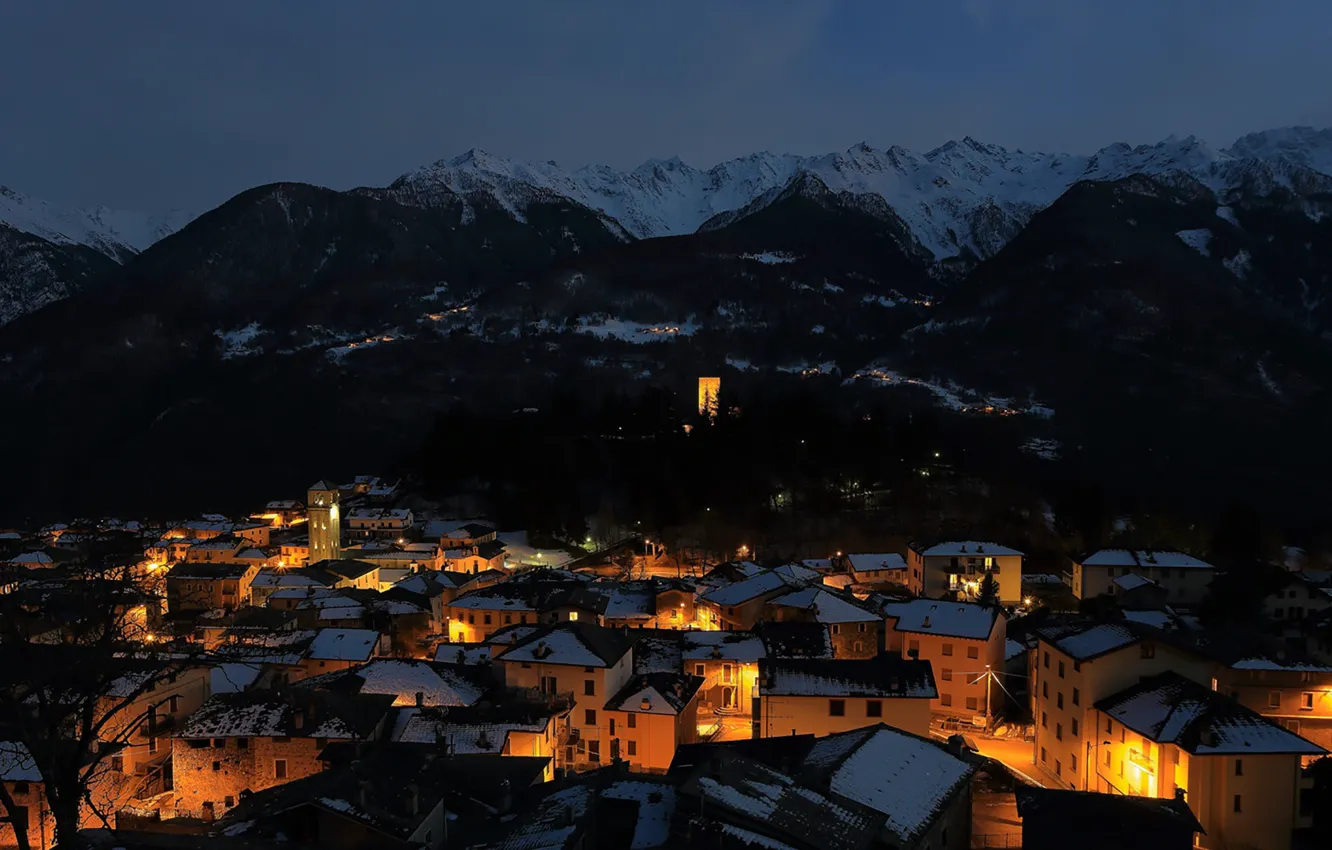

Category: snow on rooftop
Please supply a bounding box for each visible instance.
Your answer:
[496,530,575,568]
[576,316,699,343]
[1113,573,1156,591]
[211,663,262,694]
[682,632,767,661]
[1081,550,1213,569]
[307,628,380,661]
[1045,623,1140,660]
[769,587,876,624]
[1004,639,1027,661]
[504,629,613,668]
[700,570,789,606]
[919,541,1022,557]
[845,553,907,573]
[343,660,484,706]
[828,728,973,843]
[1230,657,1332,672]
[433,643,493,666]
[600,781,676,850]
[883,599,998,640]
[0,741,41,783]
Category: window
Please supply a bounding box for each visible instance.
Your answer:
[609,719,616,736]
[1106,718,1112,734]
[1287,720,1301,733]
[858,622,867,633]
[943,643,954,657]
[1301,692,1315,710]
[584,680,596,696]
[1235,759,1243,776]
[1055,760,1062,777]
[149,736,158,755]
[909,639,920,655]
[1070,753,1077,773]
[1072,718,1079,736]
[831,624,841,635]
[1041,711,1047,728]
[169,695,180,713]
[967,646,979,659]
[1140,643,1155,659]
[588,740,600,763]
[1073,660,1081,672]
[568,612,579,621]
[694,663,705,676]
[1056,723,1063,741]
[274,759,288,780]
[212,760,221,771]
[1269,691,1282,708]
[627,713,637,729]
[942,668,953,682]
[224,796,235,808]
[1104,749,1111,767]
[1043,682,1048,698]
[942,694,953,707]
[627,740,637,756]
[1072,688,1080,706]
[584,709,597,726]
[1058,660,1065,678]
[1044,652,1050,669]
[483,613,492,625]
[867,700,883,718]
[236,738,248,749]
[853,641,864,654]
[1233,794,1242,813]
[213,738,225,748]
[504,614,512,625]
[1057,692,1064,709]
[965,697,978,711]
[273,736,291,744]
[1040,747,1047,763]
[829,699,846,717]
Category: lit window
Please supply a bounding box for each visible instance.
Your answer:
[568,612,579,621]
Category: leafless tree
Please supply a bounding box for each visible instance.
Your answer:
[0,561,202,850]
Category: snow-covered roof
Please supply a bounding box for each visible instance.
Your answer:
[1081,549,1214,569]
[760,657,935,699]
[602,588,656,619]
[1230,657,1332,672]
[845,553,907,573]
[1004,639,1028,661]
[883,598,999,640]
[503,623,633,668]
[600,781,676,850]
[771,563,822,585]
[768,587,877,624]
[820,727,974,844]
[181,691,390,740]
[1113,573,1156,591]
[391,711,548,750]
[433,643,493,666]
[1037,623,1142,661]
[918,541,1022,557]
[0,741,41,783]
[346,508,412,521]
[305,660,485,707]
[307,628,380,662]
[606,673,703,715]
[211,663,263,694]
[700,570,791,606]
[682,631,767,662]
[1096,672,1327,756]
[8,551,53,565]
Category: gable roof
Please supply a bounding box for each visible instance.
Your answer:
[605,673,705,715]
[1080,549,1214,569]
[1014,785,1204,835]
[307,628,380,662]
[801,725,976,846]
[844,553,907,573]
[767,587,878,624]
[180,689,394,739]
[883,598,999,640]
[1035,622,1144,661]
[1094,671,1327,756]
[503,622,636,668]
[916,541,1023,558]
[296,659,487,707]
[683,631,767,662]
[760,657,936,699]
[757,621,834,659]
[701,570,793,606]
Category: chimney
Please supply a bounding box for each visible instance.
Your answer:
[922,616,931,629]
[1174,787,1187,802]
[712,645,722,660]
[961,545,967,554]
[415,691,425,708]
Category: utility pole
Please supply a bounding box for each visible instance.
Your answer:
[984,664,992,728]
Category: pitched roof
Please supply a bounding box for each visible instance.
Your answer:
[1035,622,1144,661]
[701,570,792,606]
[883,598,1000,640]
[605,673,705,715]
[844,553,907,573]
[503,622,636,668]
[767,587,878,624]
[757,621,834,659]
[683,631,767,662]
[1014,785,1204,834]
[760,657,936,699]
[1094,671,1327,756]
[1080,549,1214,569]
[917,541,1022,557]
[801,725,975,845]
[307,628,381,662]
[180,689,394,740]
[296,659,487,707]
[311,558,379,580]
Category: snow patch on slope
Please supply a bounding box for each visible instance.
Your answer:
[0,185,188,257]
[1176,229,1212,257]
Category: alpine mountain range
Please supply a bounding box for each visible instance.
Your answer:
[1,124,1331,521]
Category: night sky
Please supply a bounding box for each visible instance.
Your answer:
[3,0,1329,213]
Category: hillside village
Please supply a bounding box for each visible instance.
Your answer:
[1,478,1330,850]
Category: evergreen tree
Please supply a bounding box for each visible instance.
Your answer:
[977,572,1000,608]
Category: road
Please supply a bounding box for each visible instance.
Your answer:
[972,736,1045,788]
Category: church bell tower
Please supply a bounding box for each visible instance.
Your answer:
[307,480,341,563]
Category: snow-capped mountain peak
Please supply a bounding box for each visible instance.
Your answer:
[0,185,190,259]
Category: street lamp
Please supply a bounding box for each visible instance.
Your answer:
[1085,740,1113,790]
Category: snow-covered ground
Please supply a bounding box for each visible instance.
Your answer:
[777,361,838,377]
[497,530,577,568]
[326,333,401,360]
[214,323,263,359]
[847,366,1054,417]
[576,317,698,342]
[1177,229,1213,257]
[740,252,798,264]
[1022,438,1062,460]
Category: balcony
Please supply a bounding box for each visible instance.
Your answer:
[1127,748,1155,774]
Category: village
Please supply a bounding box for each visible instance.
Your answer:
[1,476,1330,850]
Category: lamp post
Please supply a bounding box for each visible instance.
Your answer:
[1086,739,1112,791]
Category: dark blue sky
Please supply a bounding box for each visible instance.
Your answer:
[3,0,1329,213]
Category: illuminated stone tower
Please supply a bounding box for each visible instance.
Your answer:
[307,480,341,563]
[698,377,720,421]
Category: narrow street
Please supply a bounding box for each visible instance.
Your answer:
[972,736,1045,788]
